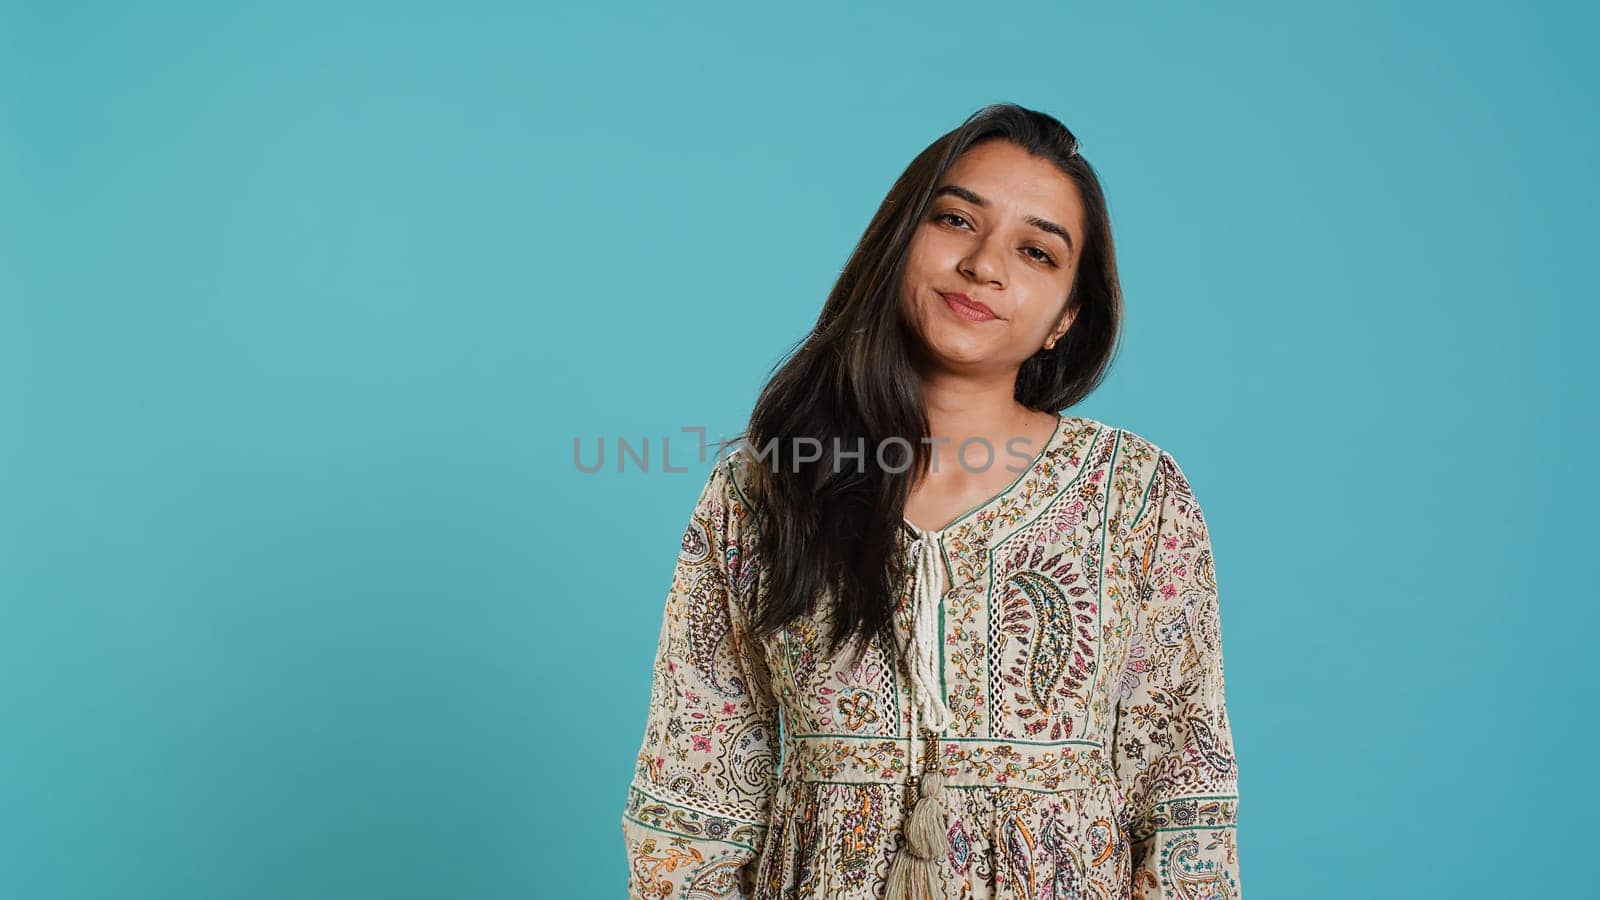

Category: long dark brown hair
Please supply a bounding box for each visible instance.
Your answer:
[729,102,1124,667]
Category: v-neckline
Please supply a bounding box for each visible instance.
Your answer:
[902,412,1068,538]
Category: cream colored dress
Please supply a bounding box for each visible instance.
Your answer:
[622,414,1243,899]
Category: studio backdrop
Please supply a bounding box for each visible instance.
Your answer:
[5,2,1595,898]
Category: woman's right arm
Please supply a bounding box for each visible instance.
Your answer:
[621,455,781,899]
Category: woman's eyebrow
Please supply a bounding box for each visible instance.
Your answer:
[933,184,1075,255]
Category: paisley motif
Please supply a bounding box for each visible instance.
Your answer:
[1002,565,1100,740]
[685,856,745,898]
[1160,834,1238,900]
[1001,812,1039,897]
[1086,818,1116,867]
[1008,569,1073,715]
[1187,717,1234,775]
[681,518,711,563]
[685,570,737,696]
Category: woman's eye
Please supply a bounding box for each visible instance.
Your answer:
[938,213,1056,267]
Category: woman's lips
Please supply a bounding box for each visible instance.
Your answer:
[939,291,998,321]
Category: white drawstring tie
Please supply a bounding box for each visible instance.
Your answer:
[887,524,958,899]
[904,528,954,732]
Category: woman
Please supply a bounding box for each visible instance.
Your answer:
[621,103,1243,899]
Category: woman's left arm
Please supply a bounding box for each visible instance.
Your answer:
[1112,450,1244,898]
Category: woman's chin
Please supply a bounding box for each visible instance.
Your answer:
[924,340,1005,371]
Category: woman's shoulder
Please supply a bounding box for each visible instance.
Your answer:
[1072,415,1219,531]
[710,443,768,523]
[1062,414,1171,466]
[1068,413,1196,464]
[1061,414,1200,497]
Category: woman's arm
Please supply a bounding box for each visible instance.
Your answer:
[1112,450,1243,898]
[621,455,781,899]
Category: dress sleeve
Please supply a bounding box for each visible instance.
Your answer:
[1112,450,1243,899]
[621,455,781,899]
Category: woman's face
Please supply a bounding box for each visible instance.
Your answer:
[900,139,1085,375]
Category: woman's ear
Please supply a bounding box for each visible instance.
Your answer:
[1044,305,1076,350]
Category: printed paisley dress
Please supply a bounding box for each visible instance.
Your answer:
[621,414,1243,899]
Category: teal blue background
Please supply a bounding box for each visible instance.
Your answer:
[5,1,1595,897]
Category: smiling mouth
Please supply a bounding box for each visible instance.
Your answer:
[939,291,999,321]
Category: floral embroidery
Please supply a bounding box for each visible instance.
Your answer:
[623,416,1243,898]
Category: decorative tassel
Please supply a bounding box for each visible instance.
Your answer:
[887,771,949,898]
[884,847,942,900]
[905,772,948,857]
[884,850,915,899]
[889,526,958,898]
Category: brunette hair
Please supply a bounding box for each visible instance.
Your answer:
[731,102,1123,666]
